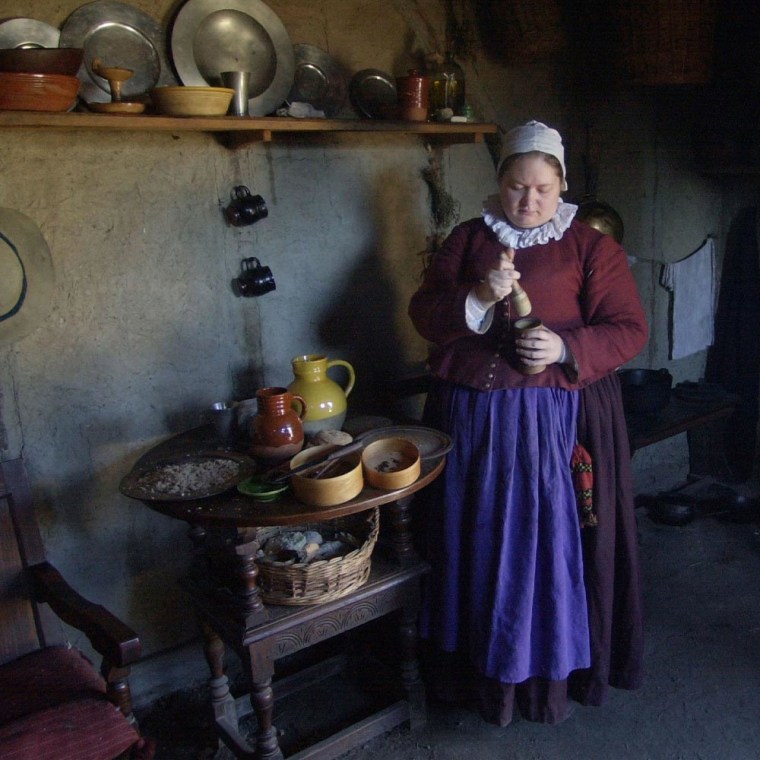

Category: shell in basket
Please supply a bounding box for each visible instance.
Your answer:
[254,509,379,605]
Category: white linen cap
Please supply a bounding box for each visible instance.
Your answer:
[499,120,567,190]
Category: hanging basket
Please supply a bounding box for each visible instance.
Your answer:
[614,0,718,85]
[254,509,379,605]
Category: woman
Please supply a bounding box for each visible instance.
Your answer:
[409,120,648,724]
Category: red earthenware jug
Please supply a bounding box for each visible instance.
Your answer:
[248,386,307,464]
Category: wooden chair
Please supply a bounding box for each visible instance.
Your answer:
[0,457,153,760]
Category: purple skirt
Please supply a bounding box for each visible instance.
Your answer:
[418,382,590,683]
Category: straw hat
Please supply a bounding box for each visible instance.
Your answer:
[0,207,54,346]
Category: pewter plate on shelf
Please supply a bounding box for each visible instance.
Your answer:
[286,44,346,117]
[170,0,295,117]
[0,18,64,49]
[120,452,256,501]
[60,0,176,103]
[0,18,61,49]
[356,425,453,460]
[348,68,397,119]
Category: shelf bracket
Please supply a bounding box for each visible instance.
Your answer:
[219,130,273,149]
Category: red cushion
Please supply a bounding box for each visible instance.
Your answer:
[0,646,140,760]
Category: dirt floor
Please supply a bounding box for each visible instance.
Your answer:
[137,506,760,760]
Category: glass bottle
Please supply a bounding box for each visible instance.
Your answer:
[429,52,465,119]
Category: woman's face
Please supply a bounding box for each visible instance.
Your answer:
[499,154,562,229]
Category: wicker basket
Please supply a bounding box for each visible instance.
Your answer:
[615,0,718,85]
[254,509,379,605]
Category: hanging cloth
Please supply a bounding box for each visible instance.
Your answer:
[660,237,715,360]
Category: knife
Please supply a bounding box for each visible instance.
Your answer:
[263,438,366,484]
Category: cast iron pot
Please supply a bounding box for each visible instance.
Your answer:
[648,492,696,526]
[618,368,673,414]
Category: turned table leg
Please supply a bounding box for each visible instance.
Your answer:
[233,534,267,626]
[388,494,428,728]
[387,494,418,566]
[200,618,237,727]
[242,648,283,760]
[398,584,426,729]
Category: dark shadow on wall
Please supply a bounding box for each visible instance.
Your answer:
[316,243,405,415]
[316,168,431,416]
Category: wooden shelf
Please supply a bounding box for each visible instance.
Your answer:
[0,111,499,147]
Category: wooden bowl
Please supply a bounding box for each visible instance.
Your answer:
[0,48,83,76]
[0,72,80,112]
[290,444,363,508]
[150,86,234,116]
[361,437,421,490]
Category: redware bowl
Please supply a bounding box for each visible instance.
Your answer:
[0,72,80,111]
[0,48,84,76]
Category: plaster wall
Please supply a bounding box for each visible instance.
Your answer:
[0,0,729,699]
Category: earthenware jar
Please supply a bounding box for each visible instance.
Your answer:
[287,354,356,436]
[396,69,430,122]
[248,386,307,464]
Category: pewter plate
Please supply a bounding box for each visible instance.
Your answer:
[0,18,61,49]
[286,43,346,117]
[356,425,453,460]
[120,451,257,502]
[348,68,397,119]
[170,0,295,117]
[60,0,176,103]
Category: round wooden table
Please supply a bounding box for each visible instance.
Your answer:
[128,424,445,760]
[133,424,445,528]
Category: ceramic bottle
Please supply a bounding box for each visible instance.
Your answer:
[248,386,307,464]
[287,354,356,436]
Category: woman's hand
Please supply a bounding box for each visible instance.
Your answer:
[515,325,567,367]
[473,248,521,308]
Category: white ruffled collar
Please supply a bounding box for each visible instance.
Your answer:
[481,195,577,249]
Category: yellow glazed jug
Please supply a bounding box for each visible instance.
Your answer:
[287,354,356,436]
